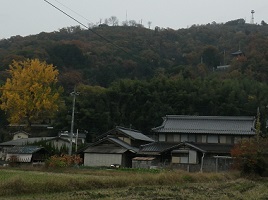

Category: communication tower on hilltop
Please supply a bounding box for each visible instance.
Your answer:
[251,10,255,24]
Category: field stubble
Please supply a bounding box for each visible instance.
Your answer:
[0,167,267,200]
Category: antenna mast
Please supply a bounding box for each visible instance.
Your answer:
[251,10,255,24]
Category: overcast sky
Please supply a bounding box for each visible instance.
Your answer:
[1,0,268,39]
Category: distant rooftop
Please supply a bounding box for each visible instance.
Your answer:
[152,115,256,135]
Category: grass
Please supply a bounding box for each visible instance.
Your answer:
[0,166,267,200]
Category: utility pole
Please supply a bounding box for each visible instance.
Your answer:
[69,87,79,155]
[75,129,78,152]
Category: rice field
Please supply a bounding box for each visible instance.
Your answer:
[0,167,267,200]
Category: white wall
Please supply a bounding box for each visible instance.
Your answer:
[84,153,122,167]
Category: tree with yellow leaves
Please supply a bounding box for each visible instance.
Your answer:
[0,59,63,127]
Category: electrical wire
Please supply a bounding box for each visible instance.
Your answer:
[43,0,131,55]
[52,0,94,25]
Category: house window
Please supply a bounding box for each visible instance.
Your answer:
[159,134,166,142]
[172,153,188,164]
[188,134,196,142]
[174,134,180,142]
[220,136,227,144]
[167,134,174,142]
[202,135,207,143]
[197,135,207,143]
[207,135,218,143]
[181,134,188,142]
[234,136,242,144]
[196,135,202,143]
[171,150,197,164]
[172,156,181,164]
[226,136,232,144]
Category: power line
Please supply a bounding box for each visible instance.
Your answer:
[43,0,131,55]
[53,0,94,25]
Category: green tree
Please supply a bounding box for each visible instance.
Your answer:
[0,59,63,126]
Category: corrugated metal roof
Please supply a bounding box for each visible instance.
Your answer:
[6,146,45,154]
[152,115,255,135]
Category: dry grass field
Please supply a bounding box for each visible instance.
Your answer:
[0,167,267,200]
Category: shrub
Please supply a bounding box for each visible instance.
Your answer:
[7,155,19,167]
[45,154,82,168]
[231,138,268,176]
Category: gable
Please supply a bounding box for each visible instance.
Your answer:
[84,137,138,154]
[97,126,154,143]
[12,131,30,140]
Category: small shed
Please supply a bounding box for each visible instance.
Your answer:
[6,146,49,163]
[83,137,138,167]
[132,157,157,169]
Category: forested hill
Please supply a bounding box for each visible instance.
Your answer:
[1,18,268,138]
[1,18,268,88]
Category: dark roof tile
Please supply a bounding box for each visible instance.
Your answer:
[152,115,255,135]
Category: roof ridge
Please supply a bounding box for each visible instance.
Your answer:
[165,115,255,120]
[116,126,142,133]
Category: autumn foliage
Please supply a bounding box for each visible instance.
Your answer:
[46,154,82,168]
[0,59,63,126]
[231,138,268,175]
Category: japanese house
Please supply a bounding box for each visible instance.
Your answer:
[135,115,256,172]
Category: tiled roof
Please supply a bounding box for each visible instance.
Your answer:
[6,146,45,154]
[139,141,234,154]
[108,137,139,152]
[187,142,234,154]
[0,137,55,146]
[97,126,154,142]
[85,146,127,154]
[84,137,139,154]
[117,126,154,142]
[139,142,178,154]
[0,137,69,146]
[152,115,255,135]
